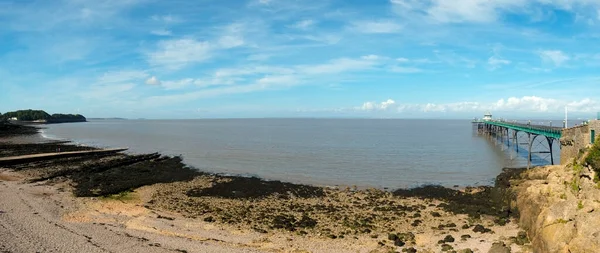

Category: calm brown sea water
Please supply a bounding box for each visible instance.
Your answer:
[40,119,560,189]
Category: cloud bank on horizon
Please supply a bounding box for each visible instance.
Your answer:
[0,0,599,119]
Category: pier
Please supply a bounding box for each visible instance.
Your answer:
[473,112,600,168]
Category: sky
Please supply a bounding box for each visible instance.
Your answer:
[1,0,600,119]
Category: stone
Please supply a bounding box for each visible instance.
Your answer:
[473,224,491,233]
[403,247,417,253]
[487,242,510,253]
[515,231,529,245]
[444,235,455,243]
[394,239,405,247]
[441,244,453,251]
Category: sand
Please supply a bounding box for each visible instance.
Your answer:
[0,171,262,253]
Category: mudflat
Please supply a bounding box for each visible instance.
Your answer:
[0,127,533,252]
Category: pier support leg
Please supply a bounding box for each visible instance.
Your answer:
[528,133,532,169]
[547,137,555,165]
[514,131,518,153]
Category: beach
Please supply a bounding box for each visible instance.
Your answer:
[0,125,532,253]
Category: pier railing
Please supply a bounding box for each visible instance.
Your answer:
[483,121,562,139]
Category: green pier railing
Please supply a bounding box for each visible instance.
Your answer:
[477,120,563,139]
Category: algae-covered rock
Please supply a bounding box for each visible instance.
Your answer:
[487,241,510,253]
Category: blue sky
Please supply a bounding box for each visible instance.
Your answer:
[1,0,600,119]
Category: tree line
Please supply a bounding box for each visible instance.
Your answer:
[0,109,86,123]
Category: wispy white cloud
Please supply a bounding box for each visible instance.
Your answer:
[488,56,511,70]
[98,70,148,84]
[151,14,182,24]
[291,19,316,30]
[357,96,600,114]
[539,50,569,67]
[143,55,386,106]
[79,70,148,100]
[360,99,396,111]
[434,50,477,68]
[145,76,161,85]
[147,39,212,69]
[150,29,172,36]
[390,66,423,73]
[218,36,244,48]
[247,54,271,61]
[350,20,402,33]
[2,0,146,31]
[390,0,600,23]
[298,56,382,74]
[162,78,194,90]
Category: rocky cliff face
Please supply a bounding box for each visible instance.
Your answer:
[511,162,600,252]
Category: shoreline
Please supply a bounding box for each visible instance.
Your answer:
[0,123,532,252]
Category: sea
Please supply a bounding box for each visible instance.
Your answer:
[38,119,562,189]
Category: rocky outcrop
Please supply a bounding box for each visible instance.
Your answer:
[511,162,600,252]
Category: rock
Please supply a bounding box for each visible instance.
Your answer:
[388,233,398,241]
[403,247,417,253]
[441,244,453,251]
[431,211,442,217]
[461,234,472,240]
[539,220,576,252]
[461,224,470,229]
[568,212,600,252]
[397,232,416,244]
[444,235,455,243]
[460,249,474,253]
[487,242,510,253]
[394,239,405,247]
[473,224,491,233]
[516,231,529,245]
[411,219,422,227]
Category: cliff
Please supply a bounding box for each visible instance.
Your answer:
[510,141,600,252]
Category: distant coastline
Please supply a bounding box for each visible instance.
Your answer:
[1,109,86,124]
[87,118,127,120]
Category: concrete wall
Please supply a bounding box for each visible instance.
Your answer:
[560,120,600,164]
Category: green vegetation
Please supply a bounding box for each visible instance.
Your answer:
[100,190,136,202]
[0,109,85,123]
[570,177,580,194]
[2,109,51,121]
[578,201,584,210]
[555,218,568,224]
[585,138,600,172]
[569,162,583,194]
[49,113,87,123]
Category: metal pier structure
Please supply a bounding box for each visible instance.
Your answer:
[473,117,562,168]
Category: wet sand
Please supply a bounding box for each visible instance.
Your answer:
[0,124,532,252]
